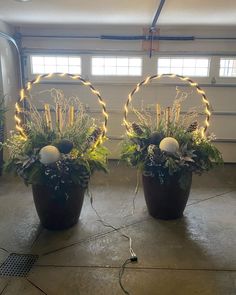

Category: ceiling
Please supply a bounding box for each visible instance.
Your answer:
[1,0,236,26]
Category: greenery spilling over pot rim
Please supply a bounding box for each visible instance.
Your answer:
[121,109,223,187]
[2,94,108,193]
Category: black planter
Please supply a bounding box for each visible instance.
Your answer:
[142,172,192,220]
[32,184,85,230]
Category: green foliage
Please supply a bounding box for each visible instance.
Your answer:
[3,95,108,193]
[121,109,223,185]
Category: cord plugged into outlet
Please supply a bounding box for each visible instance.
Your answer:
[88,188,138,295]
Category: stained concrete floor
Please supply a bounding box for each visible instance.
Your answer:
[0,161,236,295]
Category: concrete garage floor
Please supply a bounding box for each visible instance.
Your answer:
[0,161,236,295]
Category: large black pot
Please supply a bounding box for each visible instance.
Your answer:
[32,184,85,230]
[142,172,192,220]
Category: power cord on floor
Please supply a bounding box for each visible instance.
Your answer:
[122,169,140,218]
[132,170,141,215]
[88,188,138,295]
[119,258,133,295]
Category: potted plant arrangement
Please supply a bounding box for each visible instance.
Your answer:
[121,74,223,220]
[3,74,108,230]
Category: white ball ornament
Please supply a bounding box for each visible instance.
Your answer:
[159,137,179,153]
[39,145,60,165]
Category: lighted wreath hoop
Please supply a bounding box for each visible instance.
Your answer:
[123,73,211,138]
[15,73,108,146]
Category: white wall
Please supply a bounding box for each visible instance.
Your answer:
[15,25,236,161]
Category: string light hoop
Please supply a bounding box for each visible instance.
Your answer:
[123,73,211,138]
[15,73,108,146]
